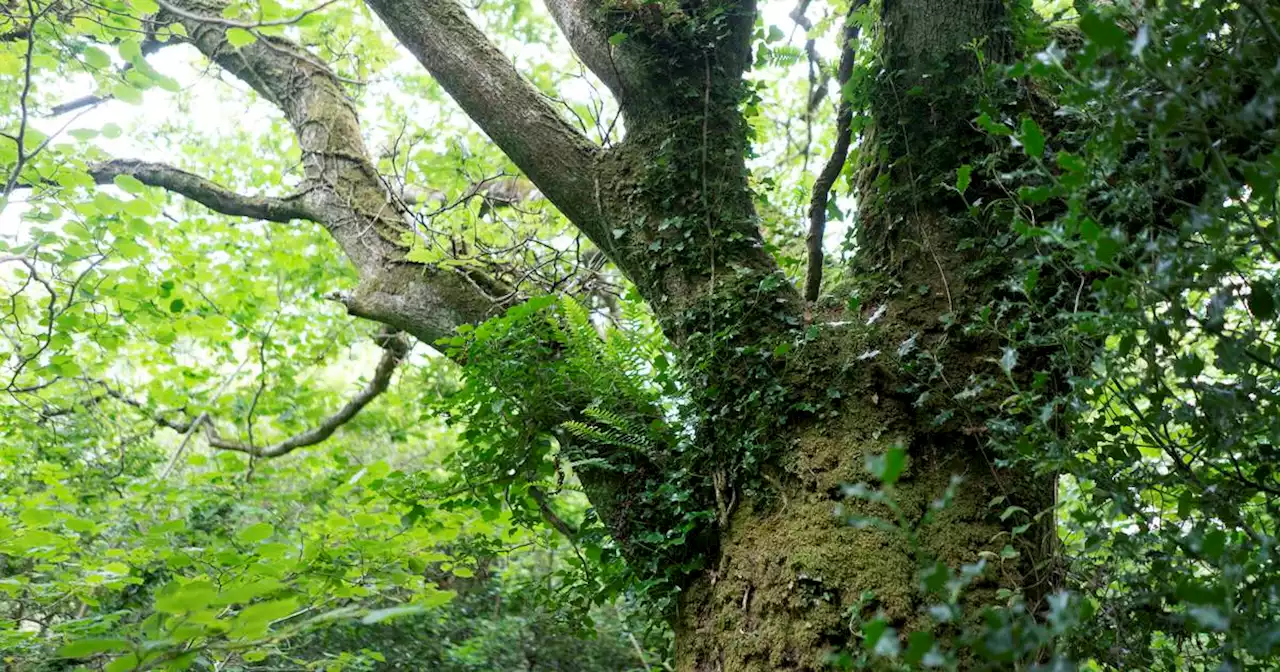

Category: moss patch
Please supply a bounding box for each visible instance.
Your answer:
[673,398,1052,671]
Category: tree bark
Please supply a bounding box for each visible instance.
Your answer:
[356,0,1057,666]
[93,1,1059,666]
[670,1,1056,669]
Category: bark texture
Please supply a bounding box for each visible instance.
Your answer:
[671,1,1056,669]
[156,0,509,345]
[97,1,1059,668]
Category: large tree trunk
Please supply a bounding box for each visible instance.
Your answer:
[45,1,1060,666]
[222,0,1059,666]
[675,414,1052,670]
[670,1,1056,669]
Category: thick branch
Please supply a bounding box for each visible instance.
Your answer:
[50,94,107,117]
[362,0,605,240]
[145,0,660,556]
[804,5,861,302]
[159,0,506,342]
[88,159,316,222]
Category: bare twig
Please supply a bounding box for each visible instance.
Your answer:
[158,412,209,479]
[183,332,409,459]
[2,0,53,198]
[803,2,864,302]
[154,0,340,30]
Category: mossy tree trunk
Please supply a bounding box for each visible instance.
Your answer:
[670,1,1056,669]
[112,0,1058,668]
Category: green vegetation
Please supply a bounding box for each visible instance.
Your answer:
[1,0,1278,669]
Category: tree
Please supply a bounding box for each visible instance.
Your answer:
[3,0,1278,670]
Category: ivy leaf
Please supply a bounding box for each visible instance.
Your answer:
[904,632,935,665]
[1248,286,1275,320]
[866,446,907,486]
[1019,117,1045,158]
[974,112,1012,137]
[999,347,1018,375]
[1131,24,1150,56]
[956,164,972,194]
[1080,12,1129,50]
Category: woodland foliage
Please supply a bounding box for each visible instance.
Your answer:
[0,0,1278,670]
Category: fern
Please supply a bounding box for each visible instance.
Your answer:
[583,406,648,441]
[561,404,655,453]
[764,45,804,68]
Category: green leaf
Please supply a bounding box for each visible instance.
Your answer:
[1019,117,1045,158]
[1202,530,1227,558]
[955,164,972,194]
[1248,286,1275,320]
[119,40,142,63]
[862,618,888,651]
[112,83,143,105]
[999,347,1018,374]
[1080,12,1129,50]
[57,638,133,658]
[1017,185,1053,204]
[233,597,299,637]
[236,522,273,545]
[903,631,935,665]
[974,112,1012,137]
[19,508,55,527]
[999,505,1028,521]
[82,46,111,69]
[155,579,216,614]
[866,446,907,486]
[105,654,141,672]
[215,579,284,605]
[113,174,146,195]
[226,28,257,48]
